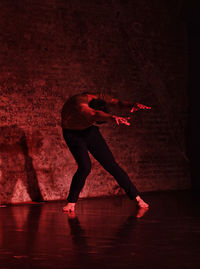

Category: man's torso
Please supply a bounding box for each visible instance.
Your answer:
[61,93,107,130]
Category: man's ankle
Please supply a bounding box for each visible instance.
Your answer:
[136,195,141,202]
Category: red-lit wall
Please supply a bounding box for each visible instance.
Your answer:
[0,0,190,204]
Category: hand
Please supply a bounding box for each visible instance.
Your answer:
[113,115,131,126]
[131,103,151,112]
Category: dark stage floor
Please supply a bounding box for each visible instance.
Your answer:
[0,190,200,269]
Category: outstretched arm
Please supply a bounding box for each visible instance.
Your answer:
[79,103,131,126]
[99,93,133,108]
[99,93,151,111]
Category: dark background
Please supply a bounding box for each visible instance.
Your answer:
[187,0,200,191]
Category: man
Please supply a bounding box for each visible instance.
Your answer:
[61,92,151,212]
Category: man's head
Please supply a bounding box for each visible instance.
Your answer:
[88,98,108,112]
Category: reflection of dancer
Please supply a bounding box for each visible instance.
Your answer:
[66,211,144,268]
[61,92,151,212]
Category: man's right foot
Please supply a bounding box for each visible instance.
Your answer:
[62,202,76,212]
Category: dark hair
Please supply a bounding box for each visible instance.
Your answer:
[89,98,108,112]
[89,98,108,124]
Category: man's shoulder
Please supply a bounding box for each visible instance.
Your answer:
[75,93,89,105]
[64,92,101,105]
[64,93,87,103]
[74,92,100,104]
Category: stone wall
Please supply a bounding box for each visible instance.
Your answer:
[0,0,190,204]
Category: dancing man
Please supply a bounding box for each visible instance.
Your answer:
[61,92,151,212]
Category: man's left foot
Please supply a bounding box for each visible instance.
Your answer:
[136,196,149,209]
[136,207,149,218]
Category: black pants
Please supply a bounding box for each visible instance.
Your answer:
[63,125,140,203]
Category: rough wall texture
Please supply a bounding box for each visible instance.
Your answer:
[0,0,190,204]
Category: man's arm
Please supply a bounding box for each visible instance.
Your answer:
[99,93,151,111]
[99,93,132,107]
[79,103,130,126]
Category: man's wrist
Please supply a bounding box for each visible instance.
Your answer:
[111,115,117,123]
[118,100,134,108]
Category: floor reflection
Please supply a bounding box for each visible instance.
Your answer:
[0,191,200,269]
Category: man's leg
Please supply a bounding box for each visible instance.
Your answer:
[87,127,148,208]
[62,129,91,211]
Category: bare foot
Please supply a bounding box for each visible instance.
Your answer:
[136,207,149,218]
[136,196,149,209]
[62,202,76,212]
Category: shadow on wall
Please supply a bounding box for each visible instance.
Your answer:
[0,125,43,204]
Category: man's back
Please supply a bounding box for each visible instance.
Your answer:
[61,92,105,130]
